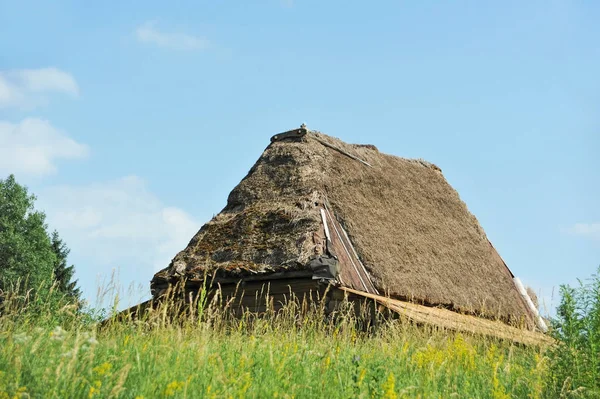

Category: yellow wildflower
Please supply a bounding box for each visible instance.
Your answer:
[401,341,409,354]
[88,386,98,398]
[382,372,397,399]
[491,363,510,399]
[413,344,445,368]
[164,380,185,397]
[93,362,112,376]
[10,387,28,399]
[450,335,476,370]
[486,344,499,365]
[357,368,366,387]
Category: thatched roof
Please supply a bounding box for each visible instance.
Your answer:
[152,128,535,328]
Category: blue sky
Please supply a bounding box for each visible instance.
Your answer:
[1,0,598,313]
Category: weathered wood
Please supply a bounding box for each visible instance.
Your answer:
[185,270,314,286]
[320,209,331,241]
[194,278,328,313]
[270,127,308,143]
[321,204,378,294]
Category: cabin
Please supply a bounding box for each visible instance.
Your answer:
[145,126,547,345]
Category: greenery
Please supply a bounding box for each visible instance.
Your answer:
[546,266,600,398]
[0,175,81,309]
[0,175,55,295]
[0,175,80,320]
[0,287,549,399]
[3,271,600,399]
[50,230,81,303]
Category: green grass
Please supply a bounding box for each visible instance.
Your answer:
[545,267,600,398]
[0,287,550,399]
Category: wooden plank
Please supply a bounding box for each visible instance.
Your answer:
[206,281,330,316]
[270,127,308,143]
[202,279,326,305]
[185,270,314,286]
[322,205,378,294]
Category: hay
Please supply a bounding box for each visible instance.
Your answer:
[152,130,535,328]
[341,287,551,346]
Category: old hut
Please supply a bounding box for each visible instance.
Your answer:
[149,126,547,343]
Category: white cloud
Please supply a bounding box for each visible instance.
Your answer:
[0,68,79,108]
[0,118,89,177]
[40,176,199,277]
[16,68,79,96]
[0,76,19,105]
[135,21,209,51]
[0,74,24,107]
[566,223,600,241]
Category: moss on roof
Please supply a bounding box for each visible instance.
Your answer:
[152,130,534,328]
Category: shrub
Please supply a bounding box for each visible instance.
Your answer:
[547,266,600,398]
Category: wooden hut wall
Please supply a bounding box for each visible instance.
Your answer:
[195,278,327,316]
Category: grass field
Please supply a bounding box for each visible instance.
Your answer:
[0,289,551,399]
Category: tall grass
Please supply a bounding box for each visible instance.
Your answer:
[546,266,600,398]
[0,282,550,398]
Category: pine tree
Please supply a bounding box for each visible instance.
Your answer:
[50,230,81,303]
[0,175,81,307]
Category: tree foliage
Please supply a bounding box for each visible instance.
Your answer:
[0,174,80,305]
[0,175,55,293]
[50,230,81,302]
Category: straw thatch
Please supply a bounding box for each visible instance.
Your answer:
[152,129,535,328]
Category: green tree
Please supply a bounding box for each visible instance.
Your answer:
[50,230,81,302]
[0,175,55,295]
[0,174,80,304]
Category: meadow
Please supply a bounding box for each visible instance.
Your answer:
[0,285,553,399]
[2,268,600,399]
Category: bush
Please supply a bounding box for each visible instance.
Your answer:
[547,266,600,398]
[0,174,81,314]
